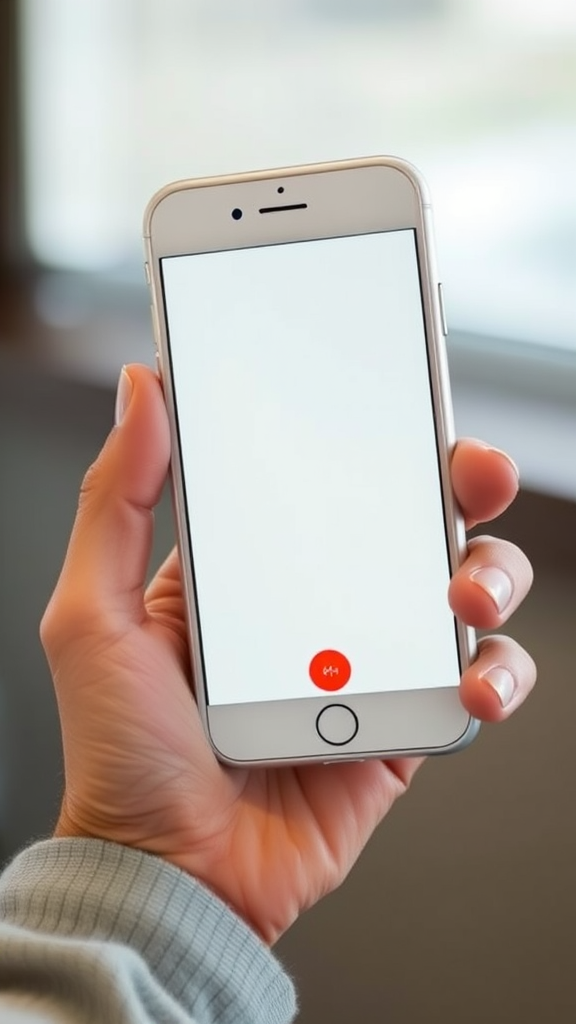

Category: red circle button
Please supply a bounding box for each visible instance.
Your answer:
[309,649,352,691]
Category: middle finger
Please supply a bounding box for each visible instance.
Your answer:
[449,534,533,630]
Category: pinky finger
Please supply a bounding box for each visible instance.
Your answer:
[460,635,537,723]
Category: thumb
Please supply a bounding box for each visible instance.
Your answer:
[42,364,171,654]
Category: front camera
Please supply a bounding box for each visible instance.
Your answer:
[231,208,243,220]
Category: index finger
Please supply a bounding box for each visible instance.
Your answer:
[450,438,520,530]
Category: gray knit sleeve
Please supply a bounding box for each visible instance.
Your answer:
[0,839,297,1024]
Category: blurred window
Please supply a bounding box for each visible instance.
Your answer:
[20,0,576,349]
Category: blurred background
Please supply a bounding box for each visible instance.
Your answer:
[1,1,575,1021]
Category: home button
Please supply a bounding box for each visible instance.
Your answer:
[316,704,359,746]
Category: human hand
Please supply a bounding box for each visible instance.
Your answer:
[41,364,535,945]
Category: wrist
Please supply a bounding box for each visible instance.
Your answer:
[1,838,297,1024]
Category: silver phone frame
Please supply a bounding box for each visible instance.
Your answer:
[143,156,478,766]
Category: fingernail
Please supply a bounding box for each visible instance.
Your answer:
[115,366,133,426]
[482,665,517,708]
[488,446,520,482]
[470,567,513,614]
[474,441,520,481]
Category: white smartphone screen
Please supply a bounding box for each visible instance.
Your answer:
[161,228,461,707]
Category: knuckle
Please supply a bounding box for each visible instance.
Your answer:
[77,433,114,512]
[40,590,99,657]
[77,458,103,513]
[39,593,65,654]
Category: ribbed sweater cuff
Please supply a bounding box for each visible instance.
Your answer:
[0,838,297,1024]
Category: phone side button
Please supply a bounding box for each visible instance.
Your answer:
[316,704,359,746]
[438,282,448,337]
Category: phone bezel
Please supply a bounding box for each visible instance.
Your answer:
[144,157,477,766]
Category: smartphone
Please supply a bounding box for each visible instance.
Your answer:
[143,157,477,766]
